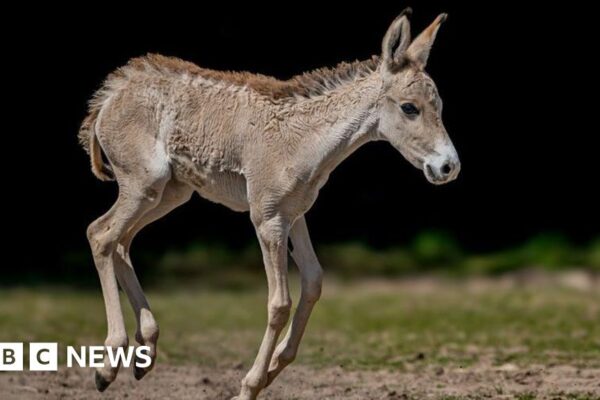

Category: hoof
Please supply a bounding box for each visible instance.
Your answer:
[95,370,111,392]
[133,354,153,380]
[133,365,147,381]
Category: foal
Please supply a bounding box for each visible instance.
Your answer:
[79,9,459,399]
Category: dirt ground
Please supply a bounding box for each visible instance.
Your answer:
[1,362,599,400]
[2,272,599,399]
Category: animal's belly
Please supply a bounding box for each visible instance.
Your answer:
[196,172,249,212]
[170,155,249,212]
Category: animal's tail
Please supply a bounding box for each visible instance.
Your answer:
[78,108,115,181]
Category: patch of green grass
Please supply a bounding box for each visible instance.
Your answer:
[15,233,595,288]
[515,393,536,400]
[0,280,599,369]
[149,233,600,281]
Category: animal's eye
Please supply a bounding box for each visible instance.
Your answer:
[400,103,419,115]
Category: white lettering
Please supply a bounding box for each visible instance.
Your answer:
[135,346,152,368]
[107,346,135,368]
[66,346,86,368]
[89,345,105,368]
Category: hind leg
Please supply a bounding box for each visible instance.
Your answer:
[87,172,169,391]
[113,180,193,380]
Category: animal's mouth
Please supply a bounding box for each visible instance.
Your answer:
[425,164,444,184]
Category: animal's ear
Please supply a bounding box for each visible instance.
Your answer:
[381,8,412,73]
[406,13,447,69]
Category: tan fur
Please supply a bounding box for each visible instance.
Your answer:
[79,109,114,181]
[80,10,459,400]
[80,53,380,118]
[78,109,96,154]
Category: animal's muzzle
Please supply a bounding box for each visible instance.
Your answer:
[424,157,460,185]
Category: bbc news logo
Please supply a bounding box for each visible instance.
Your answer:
[0,343,151,371]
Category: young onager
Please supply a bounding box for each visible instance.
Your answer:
[79,9,459,399]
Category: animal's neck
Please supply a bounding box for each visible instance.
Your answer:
[287,71,383,184]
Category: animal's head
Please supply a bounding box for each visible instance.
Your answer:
[376,8,460,185]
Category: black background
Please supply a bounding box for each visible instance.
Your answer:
[5,3,598,273]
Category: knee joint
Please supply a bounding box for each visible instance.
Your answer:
[87,222,117,258]
[268,300,292,329]
[304,270,323,302]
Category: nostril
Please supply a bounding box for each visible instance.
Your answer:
[441,162,453,176]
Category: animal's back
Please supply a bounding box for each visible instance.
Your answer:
[78,54,275,210]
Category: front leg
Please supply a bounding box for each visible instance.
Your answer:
[235,213,292,400]
[266,216,323,385]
